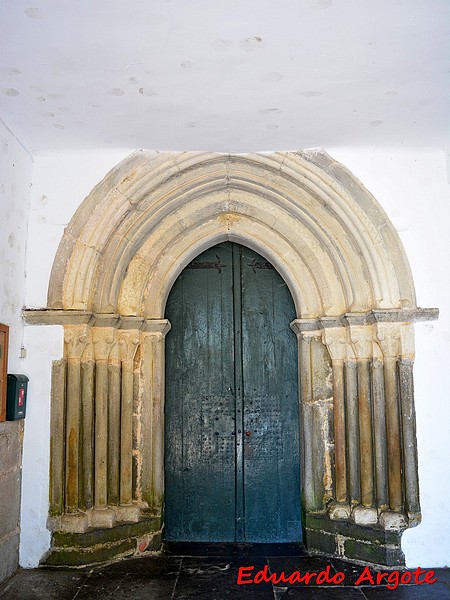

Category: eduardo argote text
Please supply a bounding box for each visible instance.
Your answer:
[237,564,437,590]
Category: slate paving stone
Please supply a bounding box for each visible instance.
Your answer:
[0,569,88,600]
[78,571,177,600]
[330,558,392,586]
[276,586,367,599]
[360,582,450,599]
[173,556,274,600]
[97,554,182,576]
[0,552,449,600]
[268,555,341,586]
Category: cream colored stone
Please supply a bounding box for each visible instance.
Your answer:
[328,502,351,520]
[89,508,116,529]
[352,506,378,525]
[379,511,408,530]
[60,513,89,534]
[116,505,141,523]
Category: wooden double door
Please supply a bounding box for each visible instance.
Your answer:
[164,242,301,543]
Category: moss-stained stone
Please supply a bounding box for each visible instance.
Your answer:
[305,514,404,567]
[44,518,162,567]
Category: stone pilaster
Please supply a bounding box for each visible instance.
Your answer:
[398,324,420,525]
[291,320,328,513]
[91,325,117,528]
[321,324,350,519]
[139,320,171,512]
[347,322,377,525]
[375,323,403,515]
[117,326,141,522]
[61,325,90,532]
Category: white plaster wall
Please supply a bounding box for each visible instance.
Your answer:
[0,119,32,372]
[21,147,450,568]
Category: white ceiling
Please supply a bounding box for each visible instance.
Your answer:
[1,0,449,154]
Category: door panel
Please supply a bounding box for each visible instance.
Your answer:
[240,246,301,542]
[164,242,301,542]
[164,245,236,541]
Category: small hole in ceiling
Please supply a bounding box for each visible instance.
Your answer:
[3,88,19,96]
[24,7,45,18]
[139,88,156,96]
[240,37,264,51]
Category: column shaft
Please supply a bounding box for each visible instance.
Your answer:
[332,359,347,503]
[399,358,420,516]
[65,359,81,511]
[357,359,374,506]
[50,359,66,516]
[345,360,360,505]
[80,359,95,510]
[372,359,389,509]
[383,356,403,512]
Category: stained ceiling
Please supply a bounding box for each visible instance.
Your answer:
[1,0,449,154]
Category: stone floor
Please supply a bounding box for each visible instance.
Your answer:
[0,545,449,599]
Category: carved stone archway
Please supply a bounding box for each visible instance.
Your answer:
[24,150,437,566]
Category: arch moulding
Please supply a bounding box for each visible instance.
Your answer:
[24,150,438,567]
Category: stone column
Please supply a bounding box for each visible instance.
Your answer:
[80,340,95,511]
[291,320,324,513]
[61,325,89,532]
[91,324,117,528]
[322,325,351,519]
[371,342,389,512]
[117,322,141,522]
[348,323,377,525]
[139,319,171,513]
[399,323,421,524]
[376,322,407,528]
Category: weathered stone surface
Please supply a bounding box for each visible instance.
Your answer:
[305,514,405,566]
[0,421,23,585]
[0,532,20,584]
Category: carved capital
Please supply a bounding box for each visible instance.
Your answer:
[118,329,140,363]
[399,323,415,360]
[141,319,171,337]
[322,327,348,361]
[92,326,117,361]
[290,318,320,336]
[348,325,374,360]
[375,323,401,358]
[64,325,90,360]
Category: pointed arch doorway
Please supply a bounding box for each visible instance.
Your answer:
[164,242,302,543]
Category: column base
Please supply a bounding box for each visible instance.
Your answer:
[60,513,89,534]
[90,507,116,529]
[352,506,378,525]
[379,511,408,530]
[328,502,351,520]
[116,504,141,523]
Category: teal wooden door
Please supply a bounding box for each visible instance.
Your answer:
[164,242,301,543]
